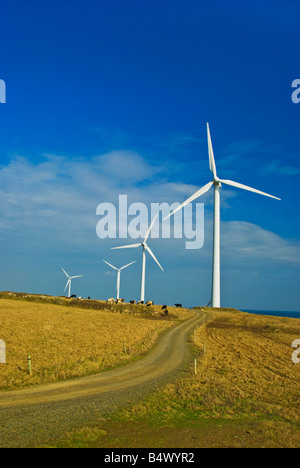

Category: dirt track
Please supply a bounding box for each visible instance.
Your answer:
[0,310,207,448]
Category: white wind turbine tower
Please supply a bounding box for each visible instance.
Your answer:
[164,123,281,308]
[111,213,164,303]
[103,260,136,300]
[61,267,84,298]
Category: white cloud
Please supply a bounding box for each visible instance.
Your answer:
[97,150,162,182]
[0,150,299,310]
[0,151,299,269]
[221,221,300,265]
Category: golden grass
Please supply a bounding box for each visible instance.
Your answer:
[115,308,300,447]
[0,297,192,389]
[191,309,300,421]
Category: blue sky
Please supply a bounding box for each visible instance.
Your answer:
[0,0,299,310]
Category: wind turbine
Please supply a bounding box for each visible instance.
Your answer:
[111,213,164,302]
[164,122,281,308]
[61,267,84,298]
[103,260,136,300]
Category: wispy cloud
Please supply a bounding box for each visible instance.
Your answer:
[156,130,205,154]
[222,221,300,265]
[0,151,204,238]
[0,150,299,309]
[0,151,298,264]
[88,125,205,157]
[263,159,300,176]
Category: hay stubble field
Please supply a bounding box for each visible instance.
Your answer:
[0,293,299,448]
[0,293,191,390]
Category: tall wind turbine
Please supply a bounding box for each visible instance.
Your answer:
[103,260,136,299]
[111,213,164,302]
[164,123,281,308]
[61,267,84,298]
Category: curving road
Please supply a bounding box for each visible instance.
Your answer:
[0,310,208,448]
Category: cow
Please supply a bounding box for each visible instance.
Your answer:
[137,300,144,305]
[106,297,117,304]
[130,300,136,304]
[146,301,154,306]
[117,298,125,303]
[175,303,182,308]
[162,305,167,310]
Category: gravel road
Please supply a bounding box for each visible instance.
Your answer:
[0,310,207,447]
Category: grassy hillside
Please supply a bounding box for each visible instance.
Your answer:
[1,294,299,447]
[0,292,192,389]
[56,307,300,448]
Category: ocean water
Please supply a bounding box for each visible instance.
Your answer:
[242,309,300,319]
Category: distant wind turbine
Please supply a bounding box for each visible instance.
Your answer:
[103,260,136,299]
[111,213,164,302]
[164,123,281,308]
[61,267,84,298]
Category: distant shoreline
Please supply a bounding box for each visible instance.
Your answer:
[242,309,300,319]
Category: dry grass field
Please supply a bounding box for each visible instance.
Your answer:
[168,309,300,427]
[0,293,192,390]
[62,307,300,448]
[1,294,299,448]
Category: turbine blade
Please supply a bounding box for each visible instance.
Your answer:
[163,181,213,221]
[219,179,281,200]
[111,243,142,250]
[70,275,84,279]
[103,260,118,271]
[144,244,164,271]
[120,261,136,271]
[207,122,217,177]
[64,279,70,291]
[144,213,158,242]
[61,267,70,278]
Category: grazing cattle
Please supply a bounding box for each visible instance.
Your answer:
[137,300,144,305]
[70,294,76,299]
[162,305,167,310]
[146,301,154,306]
[130,300,136,305]
[106,297,117,304]
[175,303,182,308]
[117,298,125,303]
[164,309,169,316]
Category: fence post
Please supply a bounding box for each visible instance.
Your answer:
[0,340,5,364]
[27,355,32,375]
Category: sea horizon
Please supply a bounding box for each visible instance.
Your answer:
[241,309,300,319]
